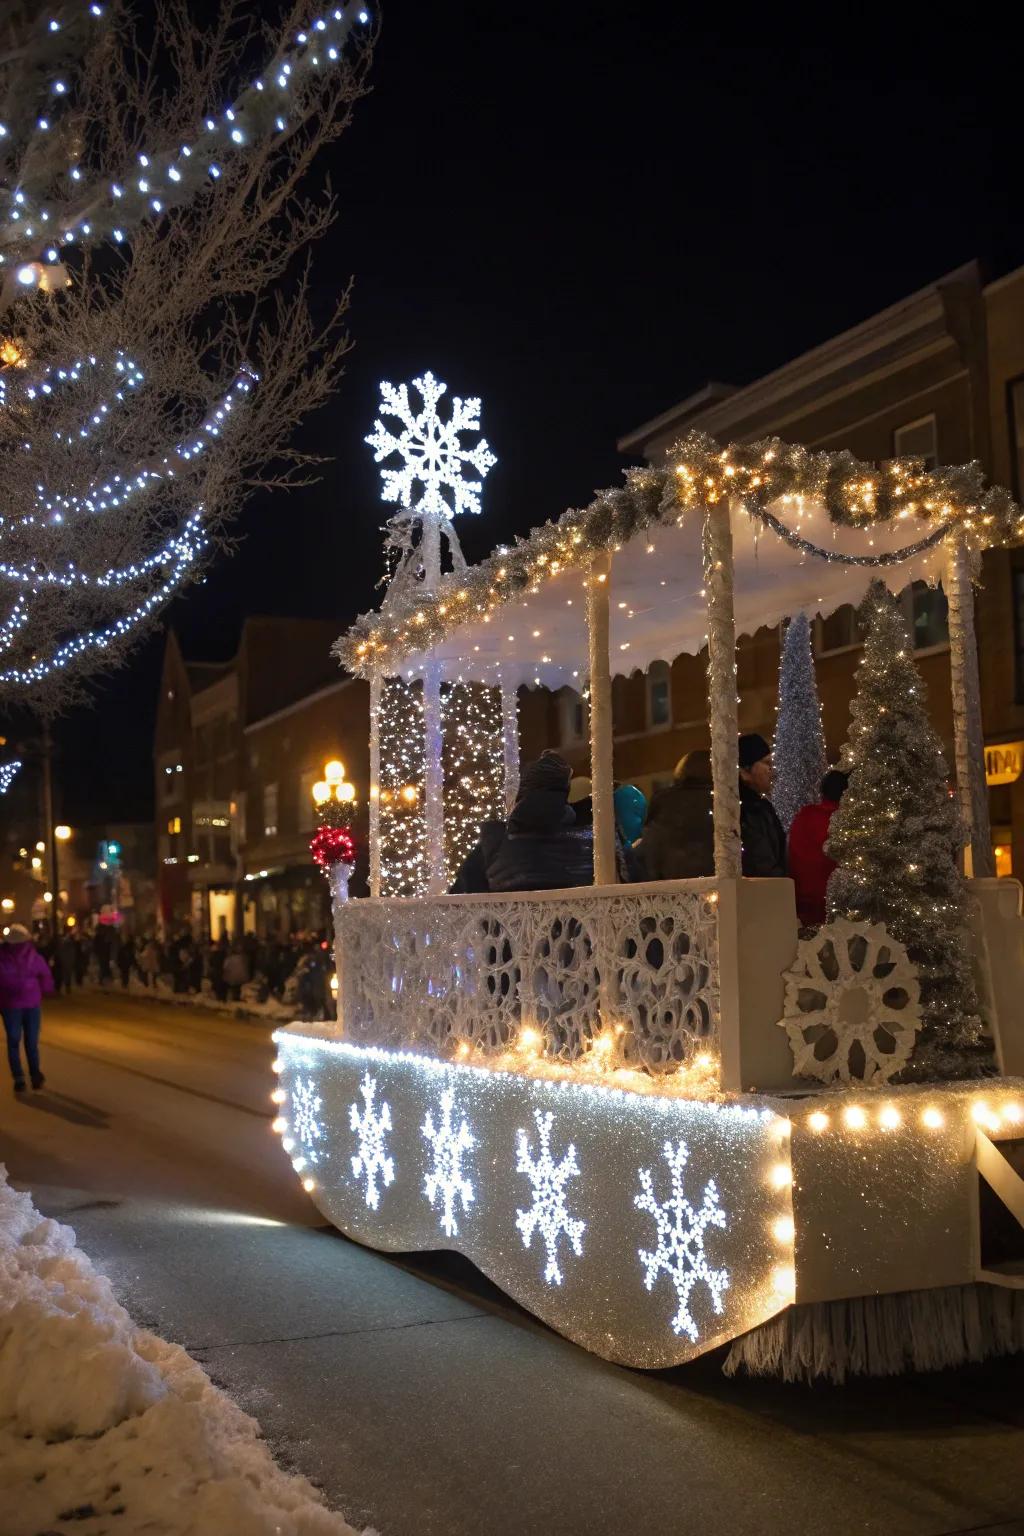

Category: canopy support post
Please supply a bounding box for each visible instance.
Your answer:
[499,668,520,814]
[587,550,616,885]
[946,536,994,878]
[422,660,446,894]
[703,497,742,879]
[368,667,382,898]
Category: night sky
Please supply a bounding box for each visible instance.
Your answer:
[19,3,1023,824]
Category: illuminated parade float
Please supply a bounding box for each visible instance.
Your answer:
[273,372,1024,1381]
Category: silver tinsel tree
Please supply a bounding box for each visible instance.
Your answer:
[826,582,988,1074]
[772,612,827,831]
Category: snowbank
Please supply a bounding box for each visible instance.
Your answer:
[87,971,299,1023]
[0,1169,368,1536]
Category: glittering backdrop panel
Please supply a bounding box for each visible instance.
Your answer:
[273,1032,792,1369]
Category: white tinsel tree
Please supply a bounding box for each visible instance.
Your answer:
[0,1,374,712]
[826,581,988,1075]
[772,611,826,831]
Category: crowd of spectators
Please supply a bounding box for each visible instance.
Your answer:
[34,926,336,1020]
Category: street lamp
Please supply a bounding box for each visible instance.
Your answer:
[312,759,356,807]
[55,824,72,842]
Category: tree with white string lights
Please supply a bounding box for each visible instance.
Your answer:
[0,0,374,710]
[772,611,827,832]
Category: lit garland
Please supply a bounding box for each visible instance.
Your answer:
[442,681,505,885]
[311,823,355,872]
[378,674,426,897]
[338,432,1024,678]
[0,3,372,284]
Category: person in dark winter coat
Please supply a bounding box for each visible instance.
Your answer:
[0,924,55,1092]
[738,733,787,878]
[636,750,715,880]
[449,819,507,894]
[484,751,594,892]
[788,769,848,926]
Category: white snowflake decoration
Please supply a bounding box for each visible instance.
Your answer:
[515,1109,586,1286]
[349,1072,396,1210]
[290,1075,324,1167]
[422,1085,476,1237]
[778,918,922,1084]
[635,1139,729,1342]
[366,371,497,523]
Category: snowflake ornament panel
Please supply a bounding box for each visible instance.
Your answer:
[272,1029,794,1370]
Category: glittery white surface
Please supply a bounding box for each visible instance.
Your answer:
[274,1030,791,1368]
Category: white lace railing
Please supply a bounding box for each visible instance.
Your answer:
[333,880,720,1075]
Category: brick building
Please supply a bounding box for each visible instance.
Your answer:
[154,616,357,936]
[519,259,1024,874]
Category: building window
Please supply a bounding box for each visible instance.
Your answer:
[893,414,938,470]
[559,688,587,747]
[646,661,671,730]
[1013,568,1024,703]
[263,782,278,838]
[815,582,947,657]
[1008,376,1024,499]
[298,769,317,834]
[167,816,182,835]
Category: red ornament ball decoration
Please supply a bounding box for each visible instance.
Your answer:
[311,824,355,872]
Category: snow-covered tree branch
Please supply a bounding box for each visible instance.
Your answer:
[0,0,375,712]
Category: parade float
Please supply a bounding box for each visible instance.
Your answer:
[272,372,1024,1381]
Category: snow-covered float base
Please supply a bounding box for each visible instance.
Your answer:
[271,1026,1024,1372]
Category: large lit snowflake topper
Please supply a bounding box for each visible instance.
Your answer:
[290,1075,324,1168]
[635,1139,729,1342]
[516,1109,585,1286]
[422,1085,476,1237]
[365,370,497,521]
[349,1072,396,1211]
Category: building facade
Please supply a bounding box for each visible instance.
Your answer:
[154,616,355,936]
[519,259,1024,873]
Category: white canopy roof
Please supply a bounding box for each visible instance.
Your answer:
[393,498,949,691]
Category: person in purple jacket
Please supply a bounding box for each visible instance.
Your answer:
[0,923,55,1093]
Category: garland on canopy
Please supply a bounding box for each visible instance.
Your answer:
[336,431,1024,678]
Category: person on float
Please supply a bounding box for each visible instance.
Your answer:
[634,750,714,879]
[0,922,55,1093]
[613,782,648,848]
[485,750,595,891]
[738,732,787,877]
[787,768,849,926]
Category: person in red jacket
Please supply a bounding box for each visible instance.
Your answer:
[787,770,849,928]
[0,923,55,1093]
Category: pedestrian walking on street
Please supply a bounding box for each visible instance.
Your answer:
[0,923,55,1093]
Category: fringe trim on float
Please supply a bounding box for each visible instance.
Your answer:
[723,1284,1024,1384]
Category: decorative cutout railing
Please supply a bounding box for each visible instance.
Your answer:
[333,880,720,1075]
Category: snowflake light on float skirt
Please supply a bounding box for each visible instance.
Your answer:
[365,371,496,523]
[515,1108,586,1286]
[289,1076,324,1168]
[422,1085,476,1237]
[635,1139,729,1342]
[349,1072,395,1211]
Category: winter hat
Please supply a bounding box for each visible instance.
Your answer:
[738,732,772,770]
[567,776,592,805]
[517,750,572,799]
[3,923,31,944]
[675,749,712,785]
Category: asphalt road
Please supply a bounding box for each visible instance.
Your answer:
[3,991,1024,1536]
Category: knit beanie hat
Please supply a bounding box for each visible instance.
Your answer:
[738,732,771,770]
[518,750,572,798]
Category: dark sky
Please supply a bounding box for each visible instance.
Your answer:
[25,2,1024,822]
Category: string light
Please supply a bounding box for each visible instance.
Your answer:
[0,2,372,282]
[339,432,1022,678]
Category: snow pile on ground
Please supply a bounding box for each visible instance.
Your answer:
[87,971,299,1022]
[0,1168,368,1536]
